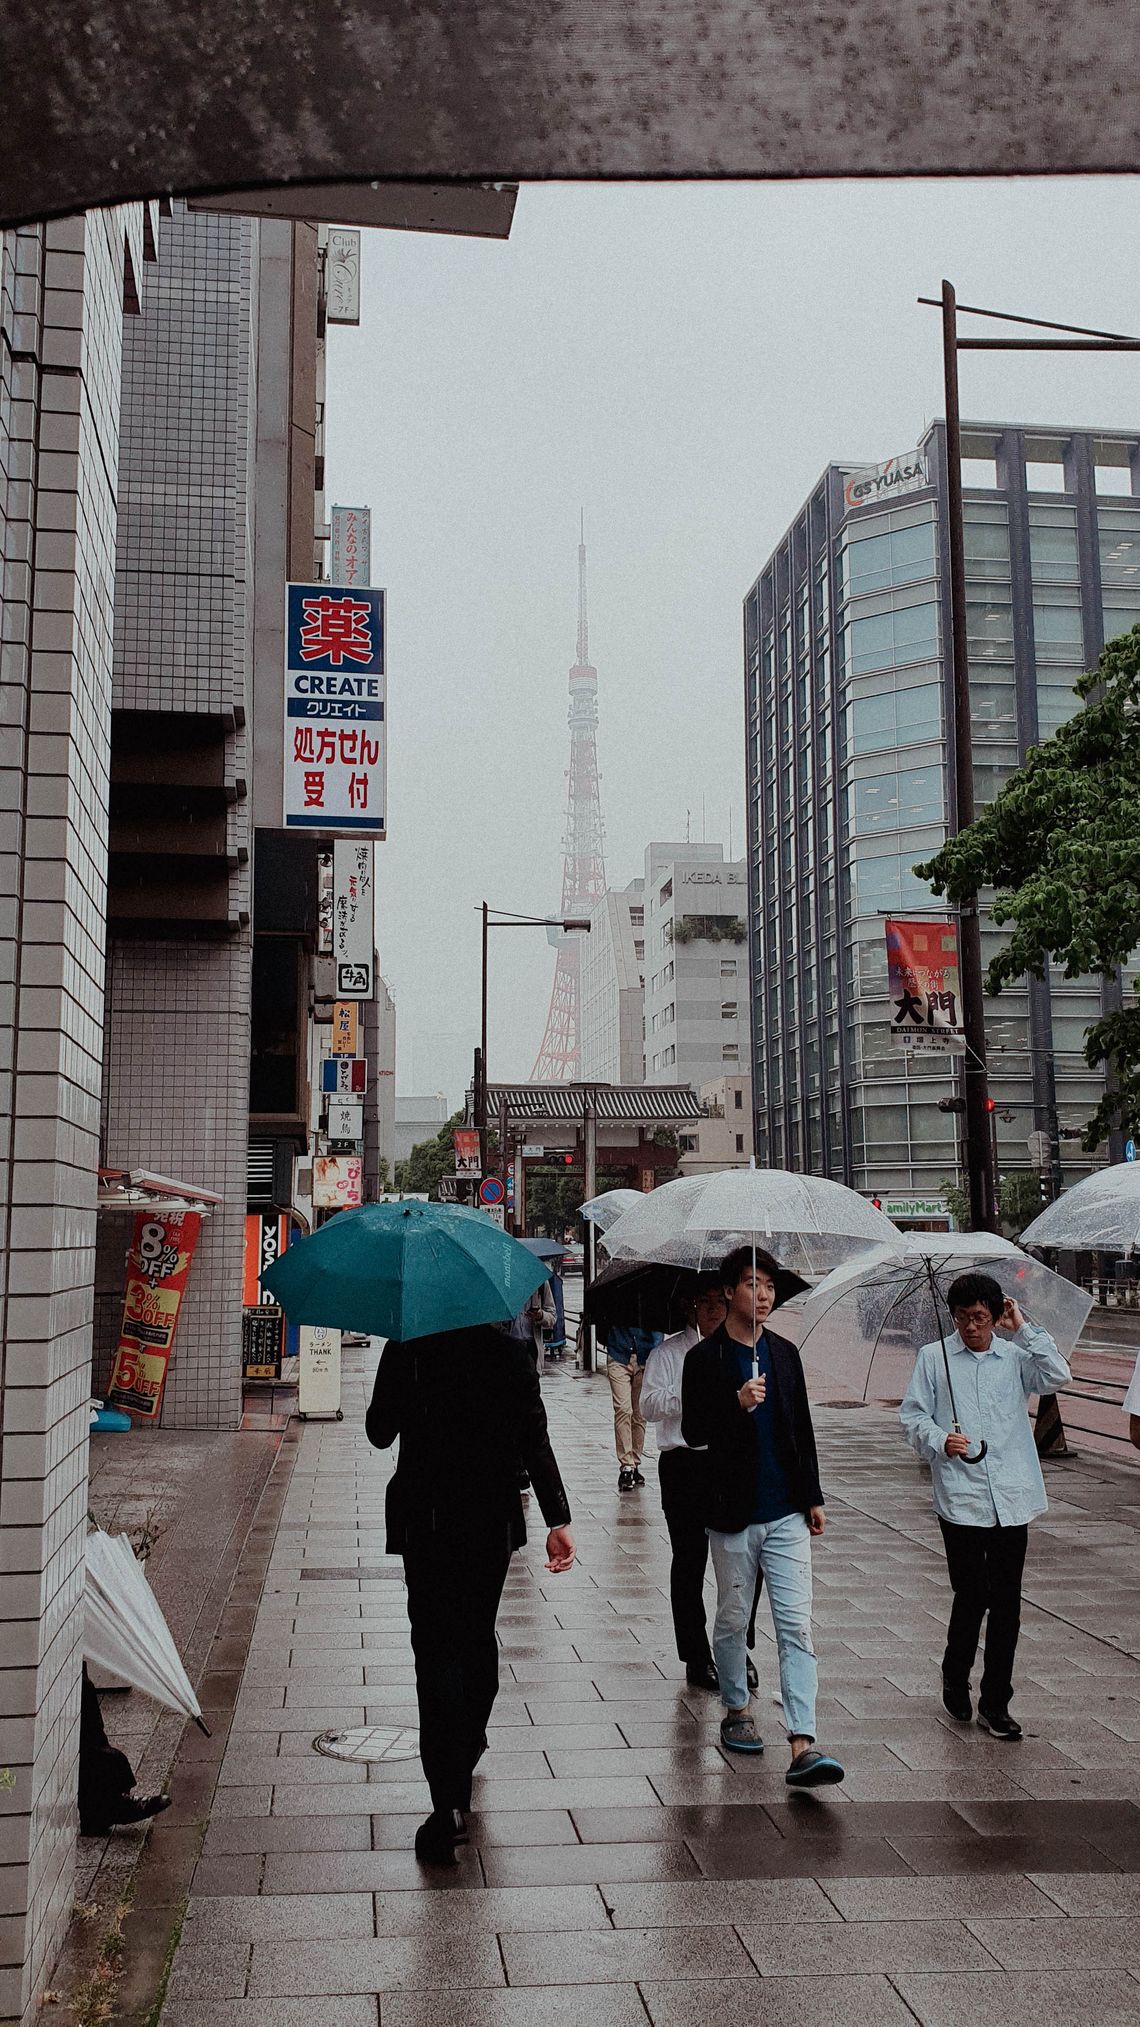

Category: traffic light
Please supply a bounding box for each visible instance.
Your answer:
[985,1098,997,1114]
[937,1097,967,1114]
[870,1196,883,1211]
[1039,1172,1052,1203]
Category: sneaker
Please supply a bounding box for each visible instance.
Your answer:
[631,1466,646,1486]
[977,1707,1022,1740]
[786,1748,845,1788]
[617,1467,635,1491]
[942,1680,972,1723]
[720,1710,764,1754]
[685,1659,719,1692]
[746,1657,759,1692]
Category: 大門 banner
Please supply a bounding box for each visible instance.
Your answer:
[107,1210,203,1419]
[885,918,965,1053]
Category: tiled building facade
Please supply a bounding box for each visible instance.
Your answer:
[0,205,149,2027]
[744,421,1140,1210]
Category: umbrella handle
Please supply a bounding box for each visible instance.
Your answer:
[194,1715,212,1737]
[951,1421,988,1464]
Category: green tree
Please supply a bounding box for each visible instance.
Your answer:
[397,1111,464,1198]
[942,1170,1044,1238]
[917,625,1140,1149]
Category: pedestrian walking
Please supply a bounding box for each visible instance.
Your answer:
[900,1272,1070,1739]
[642,1272,762,1692]
[681,1246,844,1787]
[510,1276,556,1372]
[605,1320,661,1491]
[366,1323,575,1864]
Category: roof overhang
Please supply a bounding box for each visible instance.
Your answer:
[482,1083,703,1125]
[187,181,517,240]
[2,3,1138,229]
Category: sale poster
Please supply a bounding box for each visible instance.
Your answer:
[107,1211,203,1419]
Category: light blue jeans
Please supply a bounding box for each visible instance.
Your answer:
[708,1512,817,1739]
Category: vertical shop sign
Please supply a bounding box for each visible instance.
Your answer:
[332,838,374,998]
[283,583,386,835]
[107,1211,203,1419]
[326,229,361,325]
[885,919,965,1052]
[330,504,371,586]
[298,1324,343,1417]
[331,1000,359,1055]
[453,1129,481,1176]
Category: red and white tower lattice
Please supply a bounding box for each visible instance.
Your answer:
[531,529,608,1080]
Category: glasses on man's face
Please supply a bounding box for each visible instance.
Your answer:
[954,1308,994,1329]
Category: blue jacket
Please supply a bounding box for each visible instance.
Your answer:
[605,1323,661,1367]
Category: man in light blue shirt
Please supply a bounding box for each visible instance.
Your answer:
[900,1271,1070,1741]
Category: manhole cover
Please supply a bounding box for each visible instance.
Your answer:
[313,1726,419,1763]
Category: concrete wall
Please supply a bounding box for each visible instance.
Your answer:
[0,205,142,2027]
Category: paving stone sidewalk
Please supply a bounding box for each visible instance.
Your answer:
[153,1347,1140,2027]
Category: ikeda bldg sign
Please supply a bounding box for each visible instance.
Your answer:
[283,582,386,834]
[843,450,929,514]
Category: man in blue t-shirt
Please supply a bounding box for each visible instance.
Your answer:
[682,1245,844,1788]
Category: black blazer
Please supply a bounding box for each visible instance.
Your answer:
[365,1326,572,1554]
[680,1322,824,1534]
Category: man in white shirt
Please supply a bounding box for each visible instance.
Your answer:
[643,1274,758,1692]
[1124,1346,1140,1449]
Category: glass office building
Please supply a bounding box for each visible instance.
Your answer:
[744,422,1140,1214]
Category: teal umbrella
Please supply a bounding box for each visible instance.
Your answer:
[259,1200,551,1342]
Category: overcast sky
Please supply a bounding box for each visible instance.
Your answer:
[325,177,1139,1112]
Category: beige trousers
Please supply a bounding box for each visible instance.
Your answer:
[607,1356,646,1469]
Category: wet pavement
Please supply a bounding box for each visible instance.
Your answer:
[144,1346,1140,2027]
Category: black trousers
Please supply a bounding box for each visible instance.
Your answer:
[938,1517,1029,1713]
[659,1450,762,1667]
[403,1528,513,1815]
[78,1667,136,1833]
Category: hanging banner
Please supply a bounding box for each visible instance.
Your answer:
[283,582,386,836]
[332,838,374,998]
[331,1000,359,1055]
[320,1056,367,1094]
[107,1211,204,1419]
[843,450,929,513]
[885,918,966,1052]
[453,1128,481,1176]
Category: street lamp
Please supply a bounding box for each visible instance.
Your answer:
[475,905,591,1172]
[920,282,1140,1231]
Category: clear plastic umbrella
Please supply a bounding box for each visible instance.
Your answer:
[776,1231,1091,1403]
[85,1531,208,1733]
[1020,1163,1140,1255]
[578,1188,643,1232]
[600,1167,903,1278]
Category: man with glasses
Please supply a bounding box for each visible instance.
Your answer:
[900,1272,1070,1740]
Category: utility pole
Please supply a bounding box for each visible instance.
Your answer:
[940,280,997,1232]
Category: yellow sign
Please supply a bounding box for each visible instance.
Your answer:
[331,1001,358,1055]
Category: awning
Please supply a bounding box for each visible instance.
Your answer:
[97,1167,222,1216]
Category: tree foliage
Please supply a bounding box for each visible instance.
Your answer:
[394,1111,464,1198]
[916,625,1140,1149]
[942,1170,1043,1237]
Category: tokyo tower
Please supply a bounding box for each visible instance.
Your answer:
[531,526,608,1080]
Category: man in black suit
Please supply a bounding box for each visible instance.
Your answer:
[681,1246,844,1788]
[366,1324,575,1862]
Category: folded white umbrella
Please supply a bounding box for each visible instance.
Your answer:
[777,1231,1091,1402]
[84,1530,208,1733]
[578,1188,643,1231]
[601,1166,903,1278]
[1020,1163,1140,1256]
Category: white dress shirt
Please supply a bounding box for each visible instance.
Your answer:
[1124,1348,1140,1417]
[640,1325,699,1452]
[900,1320,1071,1528]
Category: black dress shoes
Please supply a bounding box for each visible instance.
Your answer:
[942,1680,973,1723]
[686,1660,720,1692]
[414,1809,467,1864]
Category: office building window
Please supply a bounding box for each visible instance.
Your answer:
[722,1043,740,1061]
[735,1133,745,1154]
[847,679,941,755]
[734,1088,743,1109]
[721,1001,737,1018]
[660,879,672,903]
[720,959,737,978]
[634,940,644,961]
[850,764,943,836]
[629,907,644,927]
[847,600,940,676]
[841,517,936,598]
[663,1043,676,1067]
[679,1132,699,1152]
